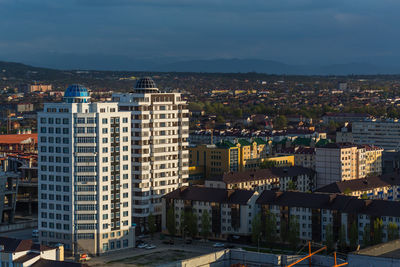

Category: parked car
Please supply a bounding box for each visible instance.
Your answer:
[32,229,39,239]
[79,254,91,262]
[213,243,225,248]
[162,239,174,245]
[137,243,147,249]
[145,244,156,249]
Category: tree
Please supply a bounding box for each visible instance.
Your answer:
[264,211,277,246]
[363,224,371,247]
[280,217,289,242]
[338,225,347,251]
[343,188,352,196]
[325,224,334,251]
[274,115,287,130]
[373,218,383,245]
[179,210,185,237]
[260,160,277,169]
[251,213,262,245]
[166,207,176,237]
[388,222,399,241]
[288,216,300,249]
[187,213,198,238]
[287,180,297,191]
[349,221,358,251]
[201,210,211,239]
[148,213,156,238]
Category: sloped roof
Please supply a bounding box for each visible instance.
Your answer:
[0,134,37,144]
[163,186,255,205]
[0,237,52,253]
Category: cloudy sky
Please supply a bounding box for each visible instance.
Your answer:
[0,0,399,70]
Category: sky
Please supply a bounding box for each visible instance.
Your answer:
[0,0,399,70]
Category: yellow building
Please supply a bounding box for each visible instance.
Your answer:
[189,138,293,179]
[189,141,239,179]
[363,145,383,176]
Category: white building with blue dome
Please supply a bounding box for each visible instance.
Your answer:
[38,85,135,254]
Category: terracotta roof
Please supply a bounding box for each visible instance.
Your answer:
[163,186,255,205]
[0,134,37,144]
[222,167,314,184]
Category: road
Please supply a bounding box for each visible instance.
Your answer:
[0,227,35,240]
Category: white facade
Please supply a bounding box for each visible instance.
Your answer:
[353,119,400,151]
[112,77,189,231]
[38,86,134,254]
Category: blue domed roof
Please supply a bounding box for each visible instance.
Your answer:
[64,84,89,98]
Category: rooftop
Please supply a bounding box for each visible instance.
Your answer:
[221,166,314,184]
[163,186,255,205]
[0,134,37,144]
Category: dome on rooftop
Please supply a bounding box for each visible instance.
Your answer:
[63,84,90,103]
[134,77,158,92]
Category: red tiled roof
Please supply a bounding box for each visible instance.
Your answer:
[0,134,37,144]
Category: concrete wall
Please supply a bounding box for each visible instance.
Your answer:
[347,254,400,267]
[0,220,37,233]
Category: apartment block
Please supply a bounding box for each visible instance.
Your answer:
[204,166,315,192]
[162,186,259,238]
[38,85,134,254]
[316,143,366,188]
[162,186,400,245]
[316,173,400,201]
[112,77,189,231]
[353,119,400,151]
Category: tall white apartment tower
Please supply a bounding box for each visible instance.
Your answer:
[112,77,189,231]
[38,85,135,255]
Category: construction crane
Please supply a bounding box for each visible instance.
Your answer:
[286,242,327,267]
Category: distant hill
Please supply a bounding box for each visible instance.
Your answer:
[0,58,397,76]
[153,58,390,75]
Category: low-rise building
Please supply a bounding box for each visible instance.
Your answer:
[162,186,400,245]
[162,186,259,238]
[0,236,86,267]
[204,167,314,192]
[294,147,315,170]
[316,173,400,200]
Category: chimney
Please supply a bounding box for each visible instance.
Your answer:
[227,190,234,199]
[275,191,284,198]
[329,194,337,203]
[365,199,373,207]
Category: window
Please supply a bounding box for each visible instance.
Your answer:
[102,118,108,124]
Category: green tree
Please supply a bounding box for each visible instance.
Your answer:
[388,222,399,241]
[200,210,211,239]
[363,224,371,247]
[251,213,262,245]
[287,180,297,191]
[343,188,352,196]
[288,216,300,249]
[166,207,176,237]
[260,160,277,169]
[264,211,277,246]
[148,213,156,238]
[349,221,358,251]
[179,210,185,237]
[280,217,289,242]
[188,213,198,238]
[338,225,347,251]
[274,115,288,130]
[325,224,334,251]
[373,218,383,245]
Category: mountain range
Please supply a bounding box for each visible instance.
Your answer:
[0,57,399,75]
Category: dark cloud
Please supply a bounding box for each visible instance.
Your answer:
[0,0,399,69]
